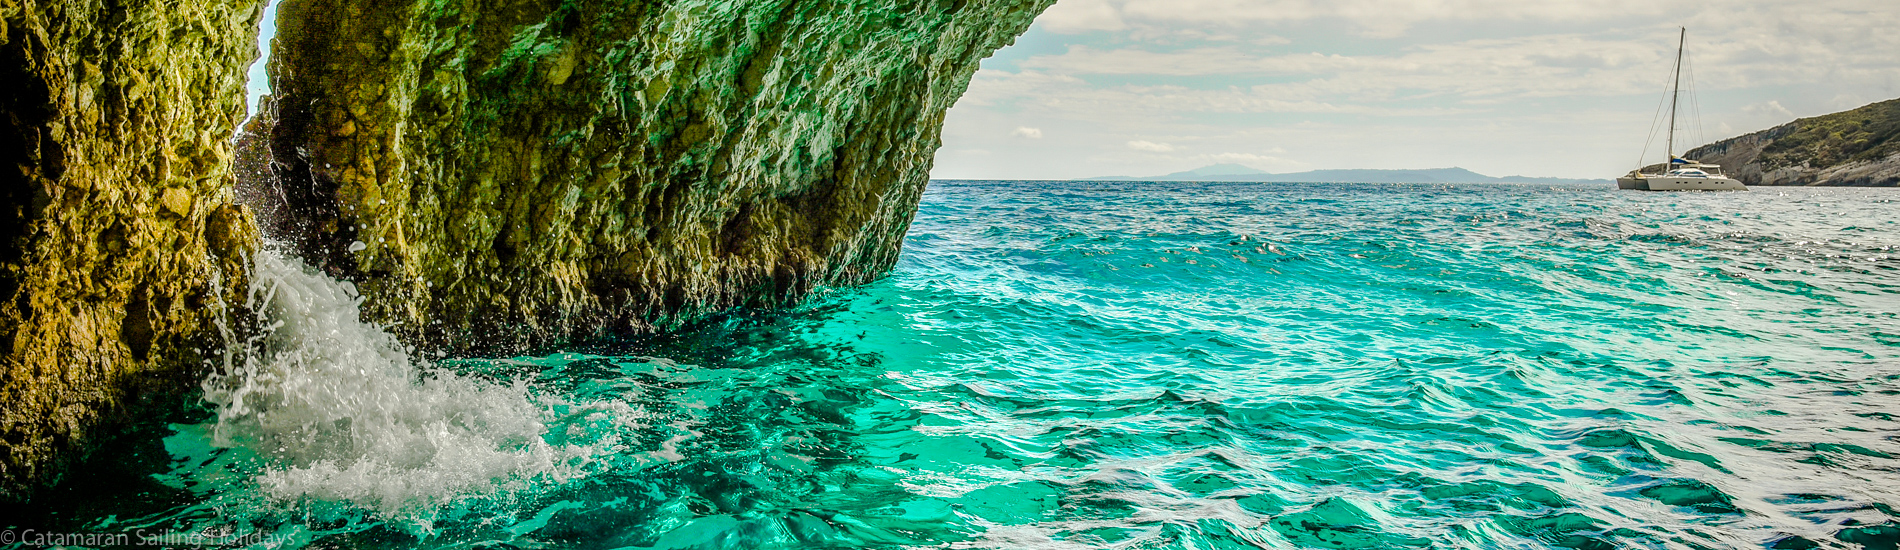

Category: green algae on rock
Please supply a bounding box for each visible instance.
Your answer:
[1685,97,1900,186]
[0,0,266,495]
[261,0,1056,353]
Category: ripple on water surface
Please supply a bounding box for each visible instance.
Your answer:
[6,181,1899,549]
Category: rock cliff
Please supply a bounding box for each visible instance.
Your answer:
[1686,98,1900,186]
[1,0,264,494]
[261,0,1054,353]
[3,0,1054,494]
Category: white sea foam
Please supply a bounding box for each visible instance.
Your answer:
[202,251,636,519]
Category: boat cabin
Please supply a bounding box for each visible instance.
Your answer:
[1627,159,1728,179]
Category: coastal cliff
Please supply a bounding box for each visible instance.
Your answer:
[1686,98,1900,186]
[260,0,1054,353]
[0,0,264,494]
[3,0,1054,494]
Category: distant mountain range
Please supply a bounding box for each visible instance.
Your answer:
[1084,163,1607,184]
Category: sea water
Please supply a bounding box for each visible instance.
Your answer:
[6,181,1898,549]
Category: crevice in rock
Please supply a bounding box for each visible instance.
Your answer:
[233,98,288,240]
[1,24,52,320]
[120,290,156,363]
[717,202,757,257]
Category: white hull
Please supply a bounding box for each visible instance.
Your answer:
[1624,176,1746,191]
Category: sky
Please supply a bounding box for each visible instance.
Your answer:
[928,0,1900,180]
[243,0,279,116]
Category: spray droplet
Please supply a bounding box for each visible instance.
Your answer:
[347,241,368,253]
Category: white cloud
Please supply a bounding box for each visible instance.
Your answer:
[1744,100,1795,118]
[1055,0,1665,38]
[965,69,1465,117]
[1037,0,1127,33]
[1019,46,1333,76]
[1829,93,1870,111]
[1127,140,1176,152]
[1017,35,1678,100]
[1010,126,1045,138]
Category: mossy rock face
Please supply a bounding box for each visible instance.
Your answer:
[259,0,1056,353]
[1684,97,1900,186]
[0,0,265,496]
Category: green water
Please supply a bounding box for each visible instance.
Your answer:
[6,181,1899,549]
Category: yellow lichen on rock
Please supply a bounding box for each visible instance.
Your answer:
[0,0,265,495]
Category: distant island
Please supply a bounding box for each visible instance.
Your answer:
[1084,164,1608,184]
[1088,97,1900,187]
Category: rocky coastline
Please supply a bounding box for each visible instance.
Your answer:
[1685,98,1900,187]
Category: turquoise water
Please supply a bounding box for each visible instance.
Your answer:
[8,181,1900,549]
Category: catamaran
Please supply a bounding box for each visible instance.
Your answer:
[1616,28,1746,191]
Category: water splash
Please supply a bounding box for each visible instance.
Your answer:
[200,250,639,524]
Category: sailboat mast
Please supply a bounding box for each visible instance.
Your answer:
[1667,27,1685,161]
